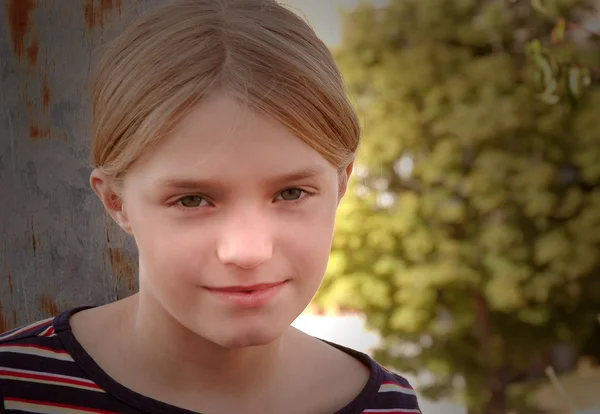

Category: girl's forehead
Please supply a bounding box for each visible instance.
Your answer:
[144,97,323,165]
[127,98,334,185]
[135,143,331,182]
[167,95,287,144]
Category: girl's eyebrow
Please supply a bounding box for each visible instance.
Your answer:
[156,166,326,190]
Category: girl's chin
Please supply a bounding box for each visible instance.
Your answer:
[206,327,285,349]
[177,312,291,349]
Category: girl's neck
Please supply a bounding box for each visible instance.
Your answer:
[120,293,287,393]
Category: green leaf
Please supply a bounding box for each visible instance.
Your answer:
[531,0,549,17]
[551,18,566,44]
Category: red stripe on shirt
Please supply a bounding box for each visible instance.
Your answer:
[4,398,118,414]
[0,369,100,389]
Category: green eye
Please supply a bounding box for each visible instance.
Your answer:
[178,196,205,208]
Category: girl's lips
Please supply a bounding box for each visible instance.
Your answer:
[207,282,285,292]
[204,281,288,308]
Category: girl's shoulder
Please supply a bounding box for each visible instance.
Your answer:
[0,308,123,413]
[307,336,422,413]
[0,306,93,349]
[0,315,59,347]
[0,310,78,379]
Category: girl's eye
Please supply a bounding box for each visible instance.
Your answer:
[177,195,208,208]
[276,188,306,201]
[175,189,310,208]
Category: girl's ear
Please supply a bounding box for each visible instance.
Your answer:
[90,169,133,235]
[338,161,354,204]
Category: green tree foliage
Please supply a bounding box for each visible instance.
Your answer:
[316,1,600,413]
[528,0,600,105]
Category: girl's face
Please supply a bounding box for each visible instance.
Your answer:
[112,93,351,348]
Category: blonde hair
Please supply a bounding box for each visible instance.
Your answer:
[90,0,360,178]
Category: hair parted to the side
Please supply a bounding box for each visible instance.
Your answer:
[90,0,360,179]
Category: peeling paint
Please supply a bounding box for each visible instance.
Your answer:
[7,0,36,60]
[26,37,39,66]
[0,300,15,333]
[42,75,50,110]
[84,0,94,29]
[102,0,121,14]
[84,0,122,30]
[2,0,148,332]
[8,272,13,297]
[38,294,59,316]
[30,215,38,253]
[0,299,5,333]
[29,124,50,140]
[107,247,136,291]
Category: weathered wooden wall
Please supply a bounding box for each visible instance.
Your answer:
[0,0,160,332]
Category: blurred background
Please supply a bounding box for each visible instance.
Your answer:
[1,1,600,413]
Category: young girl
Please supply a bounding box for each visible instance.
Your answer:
[0,1,422,412]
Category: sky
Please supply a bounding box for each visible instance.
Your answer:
[281,0,388,47]
[281,0,358,46]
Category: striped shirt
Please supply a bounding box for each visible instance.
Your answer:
[0,307,422,414]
